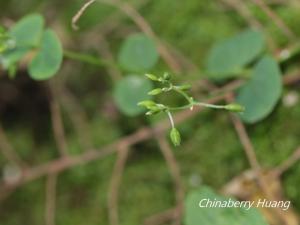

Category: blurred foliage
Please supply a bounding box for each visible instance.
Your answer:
[1,0,300,225]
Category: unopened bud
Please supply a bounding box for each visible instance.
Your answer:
[137,100,156,108]
[163,72,171,80]
[145,74,158,81]
[224,103,245,113]
[148,88,163,95]
[170,128,181,147]
[177,84,191,91]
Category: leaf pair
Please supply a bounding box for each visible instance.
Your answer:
[113,33,159,116]
[1,14,62,80]
[206,29,282,123]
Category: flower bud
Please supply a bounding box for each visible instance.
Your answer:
[148,88,163,96]
[170,128,181,147]
[145,73,159,81]
[137,100,156,108]
[163,72,171,80]
[177,84,191,91]
[224,103,245,113]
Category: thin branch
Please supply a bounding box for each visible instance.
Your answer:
[226,94,289,224]
[48,82,68,157]
[251,0,296,41]
[108,146,130,225]
[45,173,57,225]
[144,206,181,225]
[273,146,300,177]
[156,137,184,225]
[72,0,96,30]
[58,85,93,150]
[0,123,26,168]
[0,94,226,195]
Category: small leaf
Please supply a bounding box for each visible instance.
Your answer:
[206,29,264,79]
[148,88,162,95]
[10,13,44,48]
[185,186,268,225]
[113,75,153,116]
[236,56,282,123]
[224,103,245,113]
[118,33,159,72]
[29,29,63,80]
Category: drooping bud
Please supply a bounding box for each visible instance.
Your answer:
[224,103,245,113]
[170,128,181,147]
[148,88,162,96]
[145,73,159,81]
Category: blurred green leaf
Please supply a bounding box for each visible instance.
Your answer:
[10,13,44,48]
[206,30,264,79]
[185,186,268,225]
[237,56,282,123]
[29,29,63,80]
[113,75,153,116]
[118,33,159,72]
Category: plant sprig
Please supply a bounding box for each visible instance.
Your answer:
[138,73,245,147]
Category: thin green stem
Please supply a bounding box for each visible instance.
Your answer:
[166,111,175,128]
[172,86,193,104]
[63,50,113,67]
[193,102,226,109]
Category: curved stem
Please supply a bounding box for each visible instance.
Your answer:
[166,111,175,128]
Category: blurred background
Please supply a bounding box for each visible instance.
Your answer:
[1,0,300,224]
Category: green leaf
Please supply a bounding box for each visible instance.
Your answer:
[206,30,264,79]
[118,33,159,72]
[28,29,63,80]
[185,186,268,225]
[10,13,44,48]
[237,56,282,123]
[113,75,153,116]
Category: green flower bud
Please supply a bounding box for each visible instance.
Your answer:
[177,84,191,91]
[224,103,245,113]
[137,100,156,108]
[148,88,162,96]
[163,72,171,80]
[145,74,158,81]
[170,128,181,147]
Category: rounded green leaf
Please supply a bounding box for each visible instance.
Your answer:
[10,13,44,48]
[185,186,268,225]
[118,33,159,72]
[113,75,153,116]
[206,30,264,79]
[29,29,63,80]
[237,56,282,123]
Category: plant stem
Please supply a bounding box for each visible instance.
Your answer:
[63,50,112,67]
[166,111,175,128]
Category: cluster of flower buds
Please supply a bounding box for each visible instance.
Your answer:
[138,73,245,147]
[0,26,15,54]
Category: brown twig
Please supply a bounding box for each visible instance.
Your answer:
[108,146,130,225]
[156,137,184,225]
[273,146,300,177]
[251,0,296,41]
[226,94,289,224]
[0,94,226,195]
[72,0,96,30]
[48,82,68,156]
[45,173,57,225]
[0,123,26,168]
[58,85,93,150]
[143,206,181,225]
